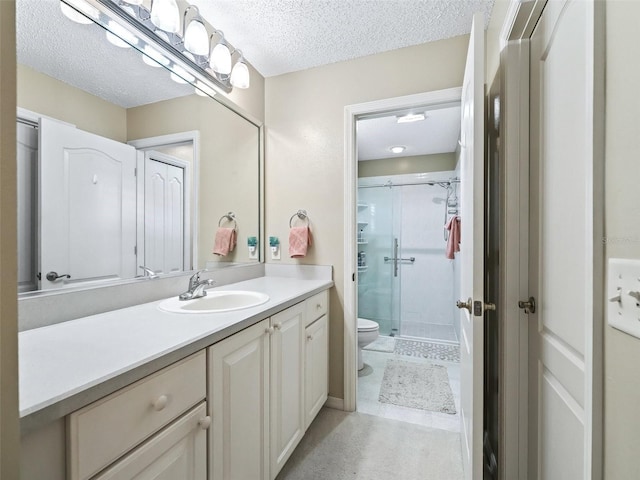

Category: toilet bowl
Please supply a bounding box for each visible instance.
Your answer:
[357,318,380,370]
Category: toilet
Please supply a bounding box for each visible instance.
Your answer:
[357,318,380,370]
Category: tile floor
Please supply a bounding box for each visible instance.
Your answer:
[357,347,461,433]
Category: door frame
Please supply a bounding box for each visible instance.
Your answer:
[343,87,462,412]
[498,0,605,477]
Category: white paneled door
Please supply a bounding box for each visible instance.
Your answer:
[457,12,485,480]
[528,0,602,478]
[39,118,137,289]
[144,151,185,275]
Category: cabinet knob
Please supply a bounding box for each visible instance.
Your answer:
[152,394,168,411]
[198,416,212,430]
[265,326,274,335]
[316,303,322,309]
[273,322,282,330]
[307,334,313,341]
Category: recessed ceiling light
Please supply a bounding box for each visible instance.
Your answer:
[390,146,406,154]
[397,113,426,124]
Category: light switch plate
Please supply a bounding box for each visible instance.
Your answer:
[608,258,640,339]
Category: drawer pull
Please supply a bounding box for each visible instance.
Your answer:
[273,322,282,330]
[198,416,212,430]
[152,394,169,411]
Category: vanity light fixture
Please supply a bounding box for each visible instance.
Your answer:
[390,146,406,154]
[397,113,426,124]
[61,0,250,95]
[60,0,99,24]
[183,6,210,56]
[150,0,181,33]
[230,51,250,89]
[209,32,232,74]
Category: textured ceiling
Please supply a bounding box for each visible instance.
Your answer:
[16,0,193,108]
[357,105,461,161]
[198,0,496,77]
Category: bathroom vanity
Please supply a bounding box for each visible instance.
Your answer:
[19,272,332,480]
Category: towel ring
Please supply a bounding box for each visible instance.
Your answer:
[218,212,237,229]
[289,209,310,228]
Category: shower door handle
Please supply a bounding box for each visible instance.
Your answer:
[393,238,399,277]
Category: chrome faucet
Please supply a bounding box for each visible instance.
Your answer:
[139,266,159,279]
[179,270,215,301]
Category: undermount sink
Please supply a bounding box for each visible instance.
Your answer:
[159,290,270,314]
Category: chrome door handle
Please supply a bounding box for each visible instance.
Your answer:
[456,297,472,313]
[518,297,536,314]
[46,271,70,282]
[393,238,399,277]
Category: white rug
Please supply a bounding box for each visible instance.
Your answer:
[362,335,396,353]
[378,359,457,414]
[395,338,460,363]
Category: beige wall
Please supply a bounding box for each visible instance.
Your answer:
[265,35,469,399]
[127,94,261,267]
[17,64,127,142]
[0,0,20,476]
[604,0,640,476]
[358,152,456,178]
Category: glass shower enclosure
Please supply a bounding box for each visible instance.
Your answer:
[357,173,460,343]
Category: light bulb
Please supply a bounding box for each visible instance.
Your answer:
[150,0,180,33]
[60,0,98,24]
[210,42,231,74]
[105,21,138,49]
[142,45,169,68]
[194,82,216,97]
[230,60,250,89]
[170,65,195,84]
[184,19,209,56]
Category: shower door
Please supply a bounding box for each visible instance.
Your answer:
[357,179,457,342]
[357,185,400,336]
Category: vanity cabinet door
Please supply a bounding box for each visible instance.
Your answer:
[93,403,209,480]
[209,319,270,480]
[305,314,329,429]
[270,303,305,479]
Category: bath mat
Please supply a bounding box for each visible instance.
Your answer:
[395,339,460,363]
[362,335,396,353]
[378,359,456,414]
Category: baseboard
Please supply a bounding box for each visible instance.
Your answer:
[325,396,344,410]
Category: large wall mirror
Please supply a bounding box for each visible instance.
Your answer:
[16,0,262,294]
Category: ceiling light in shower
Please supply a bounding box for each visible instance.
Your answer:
[389,146,406,154]
[397,113,426,124]
[60,0,98,25]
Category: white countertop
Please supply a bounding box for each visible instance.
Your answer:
[19,275,332,433]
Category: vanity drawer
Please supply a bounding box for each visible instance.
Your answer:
[305,290,328,325]
[68,351,206,480]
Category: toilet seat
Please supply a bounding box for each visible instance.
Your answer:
[357,318,379,332]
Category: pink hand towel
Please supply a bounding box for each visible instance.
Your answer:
[445,216,461,259]
[289,226,312,258]
[213,227,237,256]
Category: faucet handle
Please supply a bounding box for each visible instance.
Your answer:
[189,269,208,287]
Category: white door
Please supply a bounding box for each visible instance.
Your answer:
[39,118,137,289]
[270,304,305,479]
[144,151,185,274]
[209,319,270,480]
[457,12,485,480]
[305,314,328,429]
[528,0,602,478]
